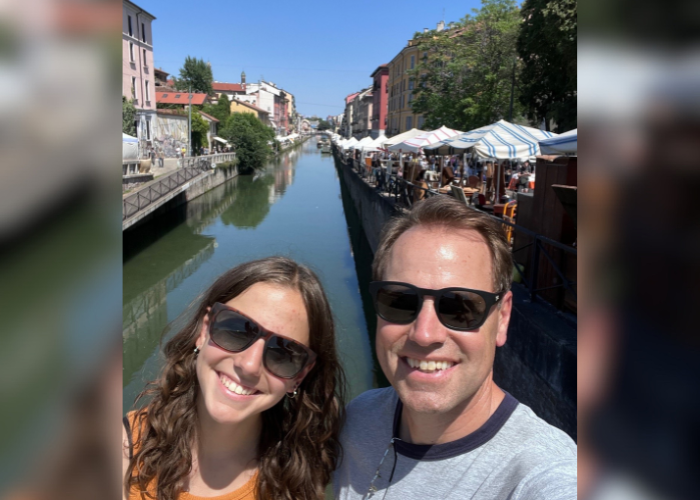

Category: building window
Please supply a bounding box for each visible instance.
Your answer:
[408,93,413,103]
[129,42,134,62]
[406,116,413,129]
[128,15,132,36]
[410,55,415,69]
[146,119,151,140]
[143,49,147,65]
[145,81,150,102]
[141,23,146,43]
[409,79,414,90]
[131,76,137,100]
[418,115,425,128]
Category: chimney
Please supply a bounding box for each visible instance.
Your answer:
[424,28,429,33]
[437,20,445,31]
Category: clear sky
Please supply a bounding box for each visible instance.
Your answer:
[139,0,484,118]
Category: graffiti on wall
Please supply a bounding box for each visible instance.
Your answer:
[154,114,189,158]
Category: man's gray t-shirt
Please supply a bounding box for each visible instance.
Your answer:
[334,387,576,499]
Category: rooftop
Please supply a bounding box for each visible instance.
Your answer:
[156,92,209,105]
[213,82,246,92]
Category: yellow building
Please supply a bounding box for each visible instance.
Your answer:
[386,39,424,136]
[229,98,271,126]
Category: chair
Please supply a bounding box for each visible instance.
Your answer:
[451,185,469,206]
[502,201,517,243]
[468,175,480,189]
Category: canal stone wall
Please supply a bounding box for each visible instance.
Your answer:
[333,151,577,440]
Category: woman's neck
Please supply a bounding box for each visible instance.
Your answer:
[195,405,261,463]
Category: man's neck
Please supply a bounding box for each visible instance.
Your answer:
[399,381,505,445]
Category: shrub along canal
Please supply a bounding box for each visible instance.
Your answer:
[123,138,381,412]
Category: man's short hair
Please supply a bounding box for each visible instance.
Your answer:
[372,196,513,293]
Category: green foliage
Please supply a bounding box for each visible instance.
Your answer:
[517,0,576,132]
[219,113,275,171]
[411,0,524,131]
[317,119,331,131]
[122,97,137,136]
[201,93,231,126]
[221,173,275,228]
[174,56,213,94]
[191,112,210,152]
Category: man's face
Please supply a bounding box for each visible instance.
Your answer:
[375,225,512,416]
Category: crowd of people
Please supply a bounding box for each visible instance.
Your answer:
[348,148,536,203]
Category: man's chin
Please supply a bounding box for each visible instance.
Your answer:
[397,387,455,415]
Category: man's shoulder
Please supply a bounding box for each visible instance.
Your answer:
[504,403,576,455]
[346,386,398,416]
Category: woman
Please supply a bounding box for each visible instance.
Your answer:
[123,257,346,500]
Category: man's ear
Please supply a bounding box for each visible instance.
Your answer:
[496,291,513,347]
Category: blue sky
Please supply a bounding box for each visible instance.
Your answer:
[139,0,484,118]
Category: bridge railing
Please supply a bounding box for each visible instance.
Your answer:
[123,153,236,222]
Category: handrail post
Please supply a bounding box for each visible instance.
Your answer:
[530,236,541,302]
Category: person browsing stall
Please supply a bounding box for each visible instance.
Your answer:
[334,196,576,499]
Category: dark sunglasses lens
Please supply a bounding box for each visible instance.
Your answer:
[375,284,420,324]
[438,291,487,329]
[210,311,259,351]
[264,336,308,378]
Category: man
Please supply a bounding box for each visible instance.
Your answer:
[334,196,576,499]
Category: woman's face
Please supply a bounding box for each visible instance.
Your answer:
[195,283,312,426]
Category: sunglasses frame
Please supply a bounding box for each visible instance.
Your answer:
[369,281,505,331]
[207,302,317,379]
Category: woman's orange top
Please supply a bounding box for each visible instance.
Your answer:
[125,411,258,500]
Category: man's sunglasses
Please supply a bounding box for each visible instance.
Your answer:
[369,281,504,331]
[207,303,316,379]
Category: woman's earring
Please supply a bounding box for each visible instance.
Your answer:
[287,387,299,399]
[193,346,200,355]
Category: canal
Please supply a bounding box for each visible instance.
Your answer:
[123,138,381,413]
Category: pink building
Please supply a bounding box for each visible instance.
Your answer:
[370,64,389,139]
[123,0,156,152]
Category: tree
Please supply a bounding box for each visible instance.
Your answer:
[202,93,231,125]
[411,0,524,131]
[191,112,210,153]
[219,113,275,171]
[122,97,137,136]
[517,0,576,132]
[174,56,213,95]
[317,119,331,131]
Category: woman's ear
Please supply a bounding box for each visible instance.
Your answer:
[197,307,212,348]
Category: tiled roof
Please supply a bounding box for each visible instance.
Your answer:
[232,99,269,115]
[156,92,208,105]
[213,82,246,92]
[199,111,219,123]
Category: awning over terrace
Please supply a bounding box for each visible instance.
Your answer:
[539,129,577,156]
[387,126,462,152]
[424,120,557,159]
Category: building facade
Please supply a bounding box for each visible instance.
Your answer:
[370,64,389,138]
[122,0,157,153]
[341,92,359,138]
[354,88,374,139]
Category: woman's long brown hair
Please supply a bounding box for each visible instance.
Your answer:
[125,257,346,499]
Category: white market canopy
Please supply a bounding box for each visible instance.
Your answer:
[382,128,426,148]
[361,134,388,153]
[350,136,374,150]
[341,137,359,150]
[538,129,576,155]
[213,136,229,144]
[123,133,138,161]
[424,120,558,159]
[387,126,462,153]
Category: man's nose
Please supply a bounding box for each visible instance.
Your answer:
[233,339,265,378]
[408,298,448,347]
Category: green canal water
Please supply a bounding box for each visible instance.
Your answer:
[123,139,381,413]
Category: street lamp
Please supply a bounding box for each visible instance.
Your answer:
[188,87,192,157]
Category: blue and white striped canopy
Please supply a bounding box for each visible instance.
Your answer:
[539,129,577,156]
[423,120,557,159]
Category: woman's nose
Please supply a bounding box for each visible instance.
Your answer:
[233,339,265,378]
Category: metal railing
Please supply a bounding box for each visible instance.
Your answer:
[123,153,235,221]
[337,149,576,310]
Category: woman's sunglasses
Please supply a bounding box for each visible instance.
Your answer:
[369,281,504,331]
[207,303,316,379]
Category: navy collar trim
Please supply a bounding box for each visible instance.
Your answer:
[391,392,519,461]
